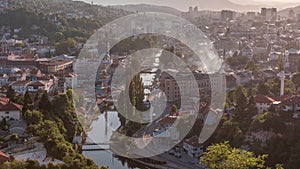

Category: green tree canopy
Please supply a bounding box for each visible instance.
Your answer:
[55,38,77,55]
[200,141,268,169]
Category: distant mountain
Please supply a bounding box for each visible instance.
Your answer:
[112,4,181,16]
[183,0,260,11]
[279,5,300,17]
[84,0,260,12]
[80,0,300,12]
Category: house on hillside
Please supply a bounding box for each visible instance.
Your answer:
[183,136,203,158]
[0,102,22,120]
[255,94,277,114]
[0,151,8,163]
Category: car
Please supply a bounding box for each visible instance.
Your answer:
[168,149,175,155]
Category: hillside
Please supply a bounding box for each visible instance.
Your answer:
[9,0,130,24]
[1,0,130,43]
[87,0,261,12]
[279,5,300,17]
[112,4,181,16]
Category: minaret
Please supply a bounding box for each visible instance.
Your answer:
[279,71,285,96]
[284,50,289,72]
[1,34,7,53]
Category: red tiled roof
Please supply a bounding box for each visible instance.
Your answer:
[0,151,9,162]
[275,91,300,102]
[97,98,106,105]
[0,97,9,104]
[184,136,202,147]
[11,80,31,86]
[0,102,23,112]
[282,96,300,106]
[158,116,178,125]
[170,112,179,116]
[28,81,47,86]
[255,94,276,104]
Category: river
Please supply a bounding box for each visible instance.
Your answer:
[83,50,161,168]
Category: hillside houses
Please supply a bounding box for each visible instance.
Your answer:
[255,92,300,117]
[0,96,22,121]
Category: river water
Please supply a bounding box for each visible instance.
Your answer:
[83,51,161,168]
[82,111,141,169]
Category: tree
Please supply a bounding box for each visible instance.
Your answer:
[55,38,77,55]
[171,104,178,113]
[24,110,43,125]
[246,89,258,121]
[38,92,51,111]
[292,73,300,88]
[287,141,300,169]
[200,141,268,169]
[6,86,16,102]
[298,58,300,72]
[232,85,255,133]
[245,60,259,75]
[23,90,33,114]
[257,81,270,95]
[233,85,247,122]
[0,118,9,131]
[129,74,145,112]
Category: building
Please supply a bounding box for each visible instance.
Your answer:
[154,116,180,141]
[221,10,235,21]
[39,59,73,73]
[64,73,78,89]
[297,14,300,22]
[27,80,53,93]
[226,73,237,90]
[0,151,9,163]
[0,74,9,85]
[160,72,225,101]
[10,80,31,94]
[255,94,277,114]
[183,136,203,158]
[234,70,253,85]
[289,9,295,19]
[240,45,254,58]
[261,8,277,22]
[0,102,23,121]
[181,7,221,21]
[269,52,281,61]
[282,95,300,112]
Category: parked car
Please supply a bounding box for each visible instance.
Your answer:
[168,149,175,155]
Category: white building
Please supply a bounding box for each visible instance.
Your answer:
[255,94,277,114]
[183,136,203,158]
[282,95,300,112]
[0,102,22,121]
[10,80,31,94]
[65,73,78,89]
[27,80,53,93]
[0,74,9,85]
[154,116,180,141]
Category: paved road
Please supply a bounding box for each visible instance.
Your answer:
[157,152,205,169]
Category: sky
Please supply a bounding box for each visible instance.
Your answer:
[79,0,300,11]
[84,0,300,5]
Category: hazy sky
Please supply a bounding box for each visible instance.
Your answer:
[80,0,300,11]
